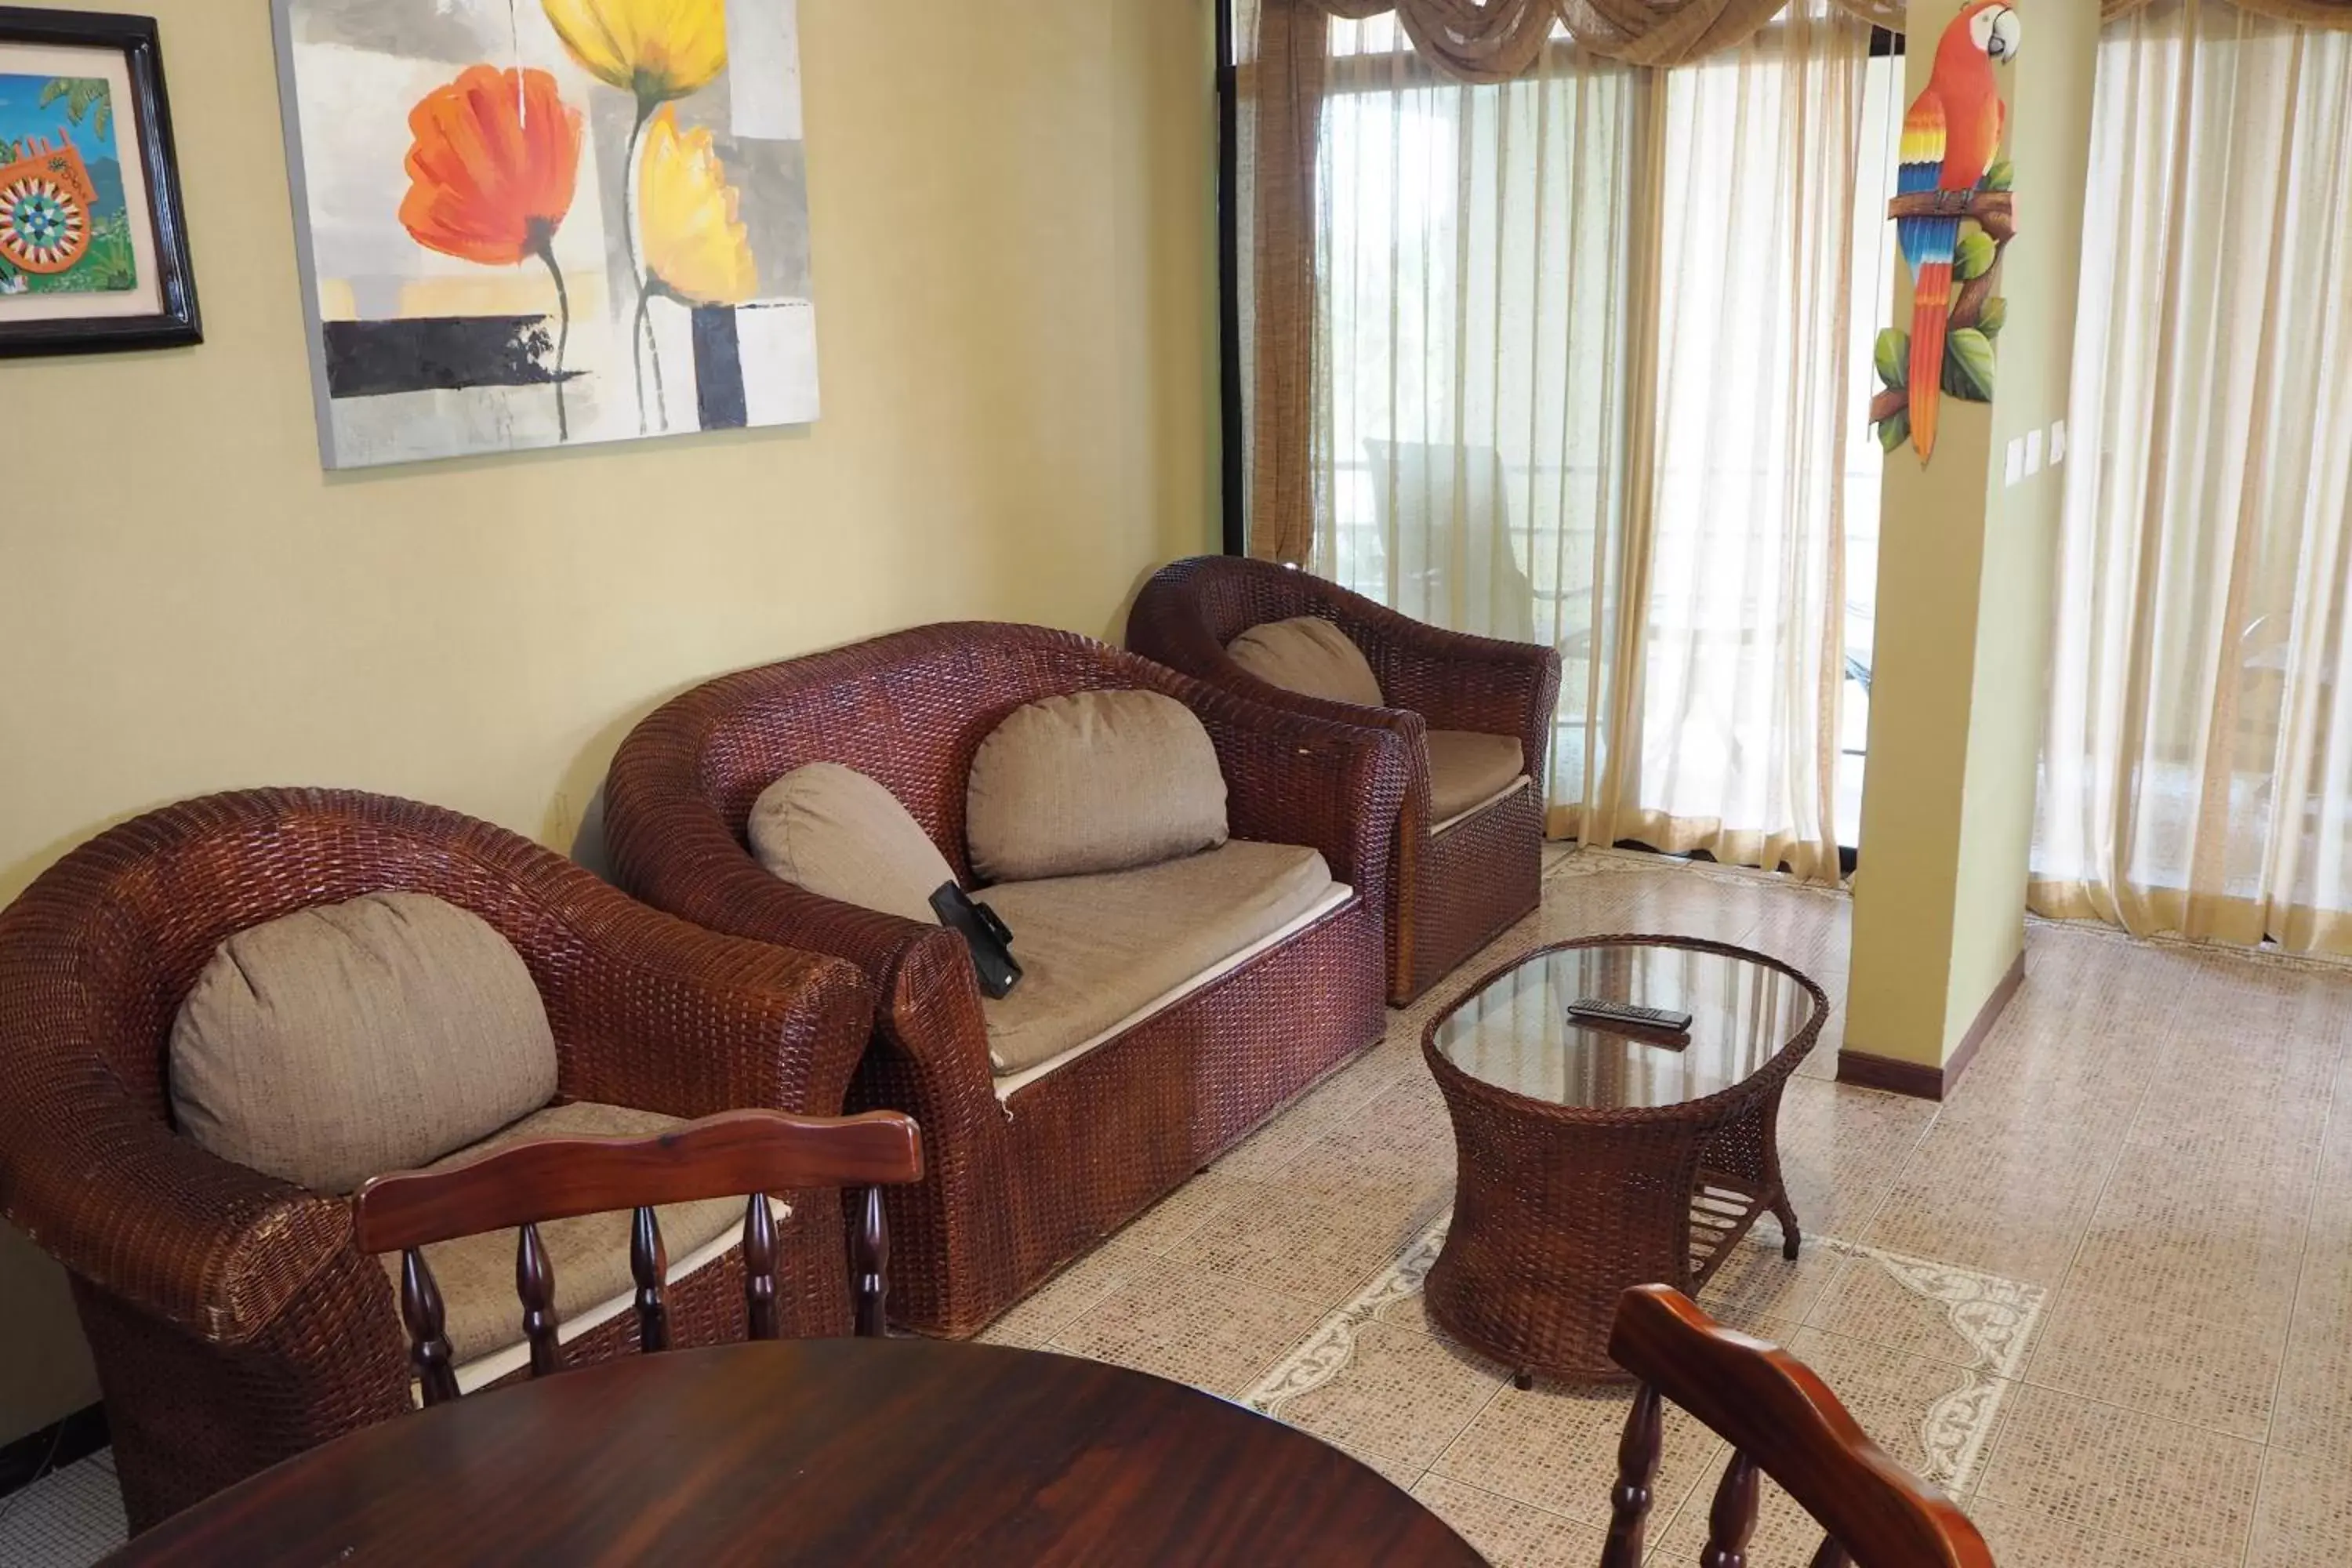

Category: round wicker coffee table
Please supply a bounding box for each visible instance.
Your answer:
[1422,935,1828,1385]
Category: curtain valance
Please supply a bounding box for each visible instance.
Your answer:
[1859,0,2352,27]
[1302,0,1788,76]
[1305,0,2352,79]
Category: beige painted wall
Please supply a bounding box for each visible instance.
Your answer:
[0,0,1217,1443]
[1848,0,2099,1069]
[1943,0,2101,1047]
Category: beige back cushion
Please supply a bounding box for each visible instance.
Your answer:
[170,892,559,1195]
[1226,616,1385,709]
[747,762,954,924]
[967,690,1229,884]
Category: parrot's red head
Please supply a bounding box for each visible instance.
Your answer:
[1947,2,2023,67]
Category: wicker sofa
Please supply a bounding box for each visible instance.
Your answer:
[1129,557,1563,1005]
[604,623,1407,1338]
[0,790,872,1529]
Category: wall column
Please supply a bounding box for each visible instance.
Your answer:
[1842,0,2101,1098]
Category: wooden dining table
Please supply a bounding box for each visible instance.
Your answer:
[107,1337,1486,1566]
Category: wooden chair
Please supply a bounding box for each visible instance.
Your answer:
[1604,1286,1995,1568]
[355,1109,924,1406]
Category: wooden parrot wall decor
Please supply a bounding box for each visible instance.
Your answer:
[1871,1,2021,465]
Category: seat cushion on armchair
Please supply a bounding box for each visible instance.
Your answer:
[747,762,954,926]
[1426,731,1529,827]
[967,690,1229,884]
[1226,616,1385,709]
[978,840,1338,1077]
[376,1102,754,1377]
[170,891,558,1196]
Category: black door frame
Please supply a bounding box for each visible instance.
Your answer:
[1217,0,1246,556]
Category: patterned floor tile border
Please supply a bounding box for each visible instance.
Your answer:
[1243,1218,1450,1412]
[1860,1240,2045,1380]
[1243,1213,2044,1496]
[1852,1238,2046,1490]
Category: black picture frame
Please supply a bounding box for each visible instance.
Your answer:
[0,7,198,357]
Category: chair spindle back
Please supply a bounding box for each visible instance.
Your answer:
[356,1109,924,1406]
[1601,1285,1994,1568]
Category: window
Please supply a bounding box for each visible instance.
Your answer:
[1278,9,1901,869]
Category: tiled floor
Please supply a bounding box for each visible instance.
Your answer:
[7,846,2349,1565]
[0,1451,125,1567]
[974,848,2352,1567]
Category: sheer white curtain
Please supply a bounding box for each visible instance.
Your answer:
[1300,4,1885,880]
[1603,4,1881,880]
[2034,0,2352,954]
[1313,14,1642,824]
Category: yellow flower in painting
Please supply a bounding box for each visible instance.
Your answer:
[638,107,756,305]
[542,0,728,105]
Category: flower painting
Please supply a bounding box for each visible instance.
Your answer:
[272,0,818,469]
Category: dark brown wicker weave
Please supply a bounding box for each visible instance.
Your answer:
[603,622,1408,1339]
[0,789,873,1530]
[1421,936,1829,1384]
[1127,556,1563,1004]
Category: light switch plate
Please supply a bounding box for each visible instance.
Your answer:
[2025,428,2045,476]
[2050,419,2069,466]
[2005,437,2026,487]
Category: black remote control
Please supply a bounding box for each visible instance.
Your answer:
[1567,998,1694,1035]
[931,883,1023,1000]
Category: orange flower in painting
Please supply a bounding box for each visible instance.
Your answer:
[399,65,583,267]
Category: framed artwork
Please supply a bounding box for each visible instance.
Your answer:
[0,7,200,358]
[270,0,820,470]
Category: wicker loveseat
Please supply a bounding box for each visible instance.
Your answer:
[0,790,872,1529]
[1130,557,1563,1004]
[604,623,1407,1338]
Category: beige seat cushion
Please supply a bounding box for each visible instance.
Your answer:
[966,690,1229,884]
[1226,616,1385,709]
[374,1102,748,1368]
[170,891,558,1196]
[1426,730,1528,826]
[978,840,1336,1075]
[748,762,954,925]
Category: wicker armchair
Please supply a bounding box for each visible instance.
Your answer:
[604,623,1408,1338]
[1129,557,1563,1004]
[0,790,872,1530]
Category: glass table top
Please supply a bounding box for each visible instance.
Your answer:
[1430,942,1819,1111]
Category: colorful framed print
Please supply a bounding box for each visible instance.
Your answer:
[0,8,200,357]
[270,0,821,470]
